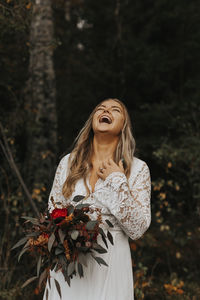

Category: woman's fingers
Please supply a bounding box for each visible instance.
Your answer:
[108,158,115,166]
[97,168,107,180]
[102,161,107,169]
[97,158,124,180]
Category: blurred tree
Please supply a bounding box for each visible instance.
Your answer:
[24,0,57,190]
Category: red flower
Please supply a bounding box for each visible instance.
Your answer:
[50,208,67,219]
[42,233,49,239]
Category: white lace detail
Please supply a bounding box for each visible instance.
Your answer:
[48,155,70,212]
[48,155,151,241]
[101,162,151,240]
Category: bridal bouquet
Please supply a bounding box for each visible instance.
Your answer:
[12,195,114,295]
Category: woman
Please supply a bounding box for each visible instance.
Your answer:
[44,98,151,300]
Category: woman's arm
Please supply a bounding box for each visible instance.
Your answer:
[48,155,69,212]
[102,161,151,240]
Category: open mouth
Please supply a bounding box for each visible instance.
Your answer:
[99,115,112,124]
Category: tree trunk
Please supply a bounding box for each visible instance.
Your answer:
[25,0,57,191]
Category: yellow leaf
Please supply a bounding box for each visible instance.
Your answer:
[153,185,160,191]
[33,188,41,195]
[177,288,184,295]
[159,193,166,200]
[176,252,181,259]
[155,211,161,217]
[26,2,32,9]
[177,281,184,288]
[142,282,149,288]
[167,162,172,168]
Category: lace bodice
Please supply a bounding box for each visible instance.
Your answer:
[48,154,151,240]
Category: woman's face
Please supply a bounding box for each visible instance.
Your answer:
[92,99,125,136]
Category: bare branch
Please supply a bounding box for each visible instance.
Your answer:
[0,122,40,217]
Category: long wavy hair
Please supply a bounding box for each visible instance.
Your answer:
[62,98,136,198]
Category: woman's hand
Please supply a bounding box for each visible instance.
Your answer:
[96,158,124,180]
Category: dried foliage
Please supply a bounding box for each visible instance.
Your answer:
[12,196,113,297]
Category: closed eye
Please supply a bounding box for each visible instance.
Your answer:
[112,108,121,113]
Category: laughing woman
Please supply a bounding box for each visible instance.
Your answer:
[44,98,151,300]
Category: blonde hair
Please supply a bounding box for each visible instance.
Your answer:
[62,98,135,198]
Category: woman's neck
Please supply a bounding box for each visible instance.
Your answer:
[91,134,119,163]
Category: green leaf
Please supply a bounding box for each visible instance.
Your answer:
[63,270,71,286]
[51,261,57,271]
[99,227,106,238]
[46,288,49,300]
[73,195,85,202]
[71,230,79,240]
[93,243,107,254]
[37,255,42,277]
[92,256,108,267]
[67,262,75,276]
[54,279,62,298]
[86,220,97,230]
[78,262,83,278]
[107,231,114,245]
[26,232,40,238]
[48,232,55,252]
[75,203,90,209]
[55,202,62,205]
[21,276,38,288]
[67,205,74,215]
[78,253,88,267]
[105,219,114,228]
[58,254,68,269]
[55,247,64,256]
[39,269,47,288]
[78,246,89,252]
[58,229,66,243]
[21,216,40,225]
[11,237,28,250]
[101,234,108,249]
[55,262,61,272]
[18,246,29,262]
[47,275,51,289]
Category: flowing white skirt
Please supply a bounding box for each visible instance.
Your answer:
[43,230,134,300]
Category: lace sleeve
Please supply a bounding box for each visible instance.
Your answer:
[103,161,151,240]
[48,155,69,212]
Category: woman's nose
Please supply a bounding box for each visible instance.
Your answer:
[103,108,110,113]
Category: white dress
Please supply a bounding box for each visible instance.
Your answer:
[43,154,151,300]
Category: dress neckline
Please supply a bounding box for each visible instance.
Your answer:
[87,176,102,193]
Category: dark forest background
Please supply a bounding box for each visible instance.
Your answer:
[0,0,200,299]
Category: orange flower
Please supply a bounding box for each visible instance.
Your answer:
[29,233,49,246]
[60,213,74,226]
